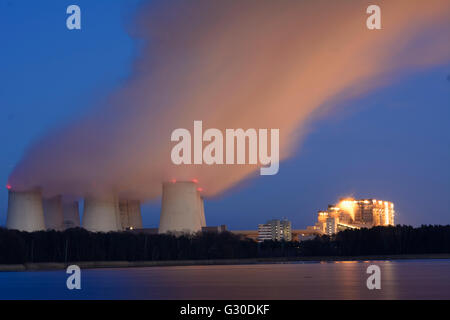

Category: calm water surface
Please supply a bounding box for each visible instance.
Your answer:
[1,259,450,299]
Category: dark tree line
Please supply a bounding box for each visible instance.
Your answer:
[300,225,450,256]
[0,225,449,264]
[0,228,258,264]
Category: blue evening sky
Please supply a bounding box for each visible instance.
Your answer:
[1,0,449,229]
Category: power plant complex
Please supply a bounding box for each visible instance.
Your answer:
[5,181,204,234]
[311,198,395,235]
[4,181,395,241]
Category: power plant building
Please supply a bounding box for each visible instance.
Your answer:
[314,198,395,235]
[354,199,395,226]
[325,217,338,235]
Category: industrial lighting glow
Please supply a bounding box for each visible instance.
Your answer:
[315,198,395,234]
[338,199,356,220]
[192,179,199,183]
[384,202,390,225]
[6,184,11,190]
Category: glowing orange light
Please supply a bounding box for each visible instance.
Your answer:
[338,199,356,220]
[197,187,203,192]
[192,179,199,183]
[384,202,390,225]
[170,179,177,183]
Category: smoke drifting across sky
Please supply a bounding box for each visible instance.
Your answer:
[9,0,450,200]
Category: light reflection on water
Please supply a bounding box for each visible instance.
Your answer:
[0,259,449,300]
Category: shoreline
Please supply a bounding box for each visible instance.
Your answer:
[1,253,450,271]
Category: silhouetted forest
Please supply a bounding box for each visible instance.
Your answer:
[300,225,450,256]
[0,225,449,264]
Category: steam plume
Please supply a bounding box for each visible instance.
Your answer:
[9,0,450,200]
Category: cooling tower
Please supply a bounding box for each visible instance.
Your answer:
[199,196,206,228]
[82,196,120,232]
[159,181,205,234]
[62,200,80,229]
[6,189,46,232]
[43,195,64,230]
[119,200,143,230]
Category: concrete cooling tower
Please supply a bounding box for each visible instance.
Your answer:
[62,200,80,229]
[43,195,64,230]
[159,181,206,234]
[82,196,120,232]
[6,189,46,232]
[119,200,143,230]
[199,196,206,228]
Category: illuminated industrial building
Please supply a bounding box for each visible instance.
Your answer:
[314,198,395,235]
[325,217,338,235]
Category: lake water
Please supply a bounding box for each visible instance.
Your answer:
[1,259,450,299]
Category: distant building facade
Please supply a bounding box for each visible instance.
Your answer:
[257,219,292,242]
[325,217,338,235]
